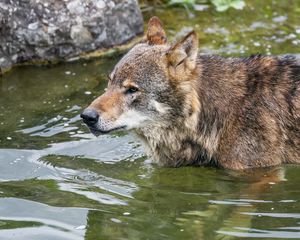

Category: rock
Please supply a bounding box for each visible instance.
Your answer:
[28,22,39,30]
[96,1,106,10]
[67,0,85,15]
[0,0,144,73]
[70,24,93,45]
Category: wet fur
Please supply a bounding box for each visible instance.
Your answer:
[137,54,300,169]
[84,17,300,170]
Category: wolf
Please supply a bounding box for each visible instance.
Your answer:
[81,17,300,170]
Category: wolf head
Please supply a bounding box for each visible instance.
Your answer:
[81,17,199,136]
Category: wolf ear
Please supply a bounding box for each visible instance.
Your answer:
[166,31,198,71]
[146,16,167,45]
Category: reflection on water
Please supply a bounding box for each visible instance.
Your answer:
[0,198,87,240]
[0,1,300,239]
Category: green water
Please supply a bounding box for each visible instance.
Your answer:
[0,1,300,239]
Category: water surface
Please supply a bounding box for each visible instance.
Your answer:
[0,1,300,239]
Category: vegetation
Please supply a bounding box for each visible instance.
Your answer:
[140,0,246,12]
[211,0,245,11]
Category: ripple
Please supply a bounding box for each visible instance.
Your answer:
[241,212,300,219]
[0,197,87,240]
[217,227,300,238]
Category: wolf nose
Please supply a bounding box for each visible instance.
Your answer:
[80,108,99,126]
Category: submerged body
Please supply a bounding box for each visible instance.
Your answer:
[81,17,300,170]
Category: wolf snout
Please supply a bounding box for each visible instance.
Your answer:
[80,108,99,126]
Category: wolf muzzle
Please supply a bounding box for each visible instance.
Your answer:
[80,108,99,127]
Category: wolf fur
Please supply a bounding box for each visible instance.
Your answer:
[82,17,300,170]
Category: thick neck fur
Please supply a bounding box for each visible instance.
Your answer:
[136,55,260,167]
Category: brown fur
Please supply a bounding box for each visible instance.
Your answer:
[83,17,300,170]
[146,16,167,45]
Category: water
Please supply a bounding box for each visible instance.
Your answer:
[0,1,300,239]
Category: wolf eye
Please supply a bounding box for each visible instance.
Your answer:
[126,86,139,94]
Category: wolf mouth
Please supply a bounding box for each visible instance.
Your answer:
[88,126,126,136]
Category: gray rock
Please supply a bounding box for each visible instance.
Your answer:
[0,0,143,73]
[96,1,106,10]
[28,22,39,30]
[70,24,93,45]
[67,0,85,15]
